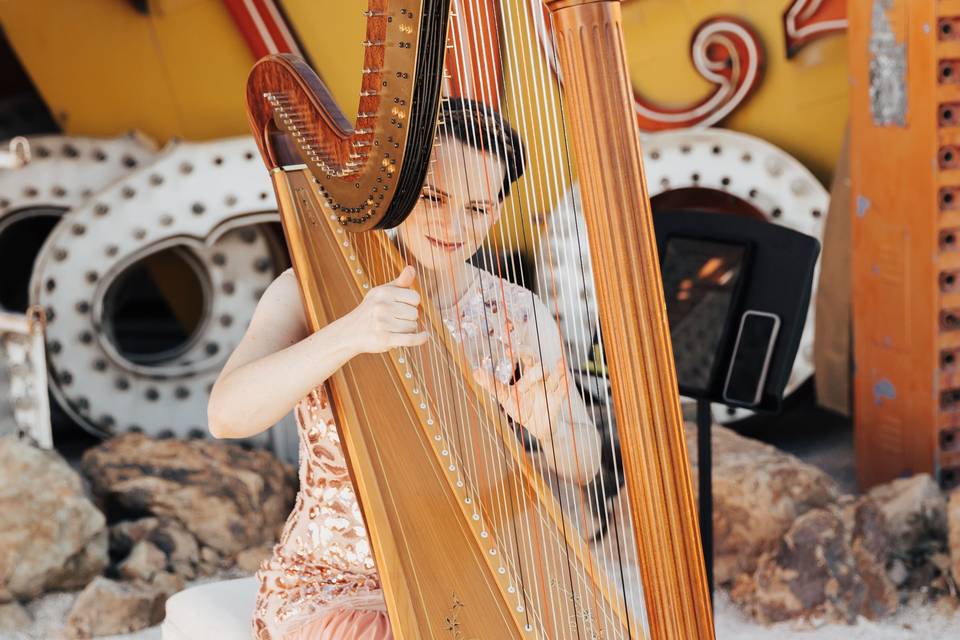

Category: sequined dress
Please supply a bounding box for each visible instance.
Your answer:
[252,270,535,640]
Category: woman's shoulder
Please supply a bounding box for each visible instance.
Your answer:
[251,267,308,333]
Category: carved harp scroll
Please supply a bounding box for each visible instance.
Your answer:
[246,1,713,638]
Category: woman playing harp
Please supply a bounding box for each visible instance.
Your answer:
[207,98,613,640]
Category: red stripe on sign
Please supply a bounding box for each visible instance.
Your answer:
[222,0,272,58]
[222,0,302,59]
[252,0,300,54]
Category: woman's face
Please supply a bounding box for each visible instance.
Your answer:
[397,137,507,272]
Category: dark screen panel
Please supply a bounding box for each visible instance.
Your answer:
[661,237,746,394]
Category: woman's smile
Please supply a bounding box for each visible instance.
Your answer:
[425,235,465,252]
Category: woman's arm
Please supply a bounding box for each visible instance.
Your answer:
[208,266,426,439]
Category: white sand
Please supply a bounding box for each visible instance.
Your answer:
[4,589,958,639]
[712,593,960,640]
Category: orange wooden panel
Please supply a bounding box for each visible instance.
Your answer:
[849,0,960,489]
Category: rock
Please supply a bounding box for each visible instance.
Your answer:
[686,424,840,584]
[865,476,951,598]
[842,496,899,620]
[868,474,946,553]
[81,433,295,556]
[109,516,200,580]
[236,544,273,573]
[197,560,219,577]
[887,557,908,586]
[64,576,166,638]
[200,546,221,564]
[0,436,108,601]
[149,570,185,598]
[731,496,897,624]
[935,593,960,616]
[949,490,960,586]
[0,601,31,633]
[118,540,167,582]
[147,518,200,580]
[195,545,228,577]
[109,517,159,560]
[149,518,200,562]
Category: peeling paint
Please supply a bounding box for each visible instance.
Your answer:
[857,195,871,217]
[873,379,896,405]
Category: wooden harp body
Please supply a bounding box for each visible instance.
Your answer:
[246,1,713,638]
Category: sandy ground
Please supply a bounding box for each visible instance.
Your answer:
[5,588,959,640]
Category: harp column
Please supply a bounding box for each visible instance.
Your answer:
[542,1,715,638]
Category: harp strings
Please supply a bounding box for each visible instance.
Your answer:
[518,0,647,626]
[440,0,636,636]
[443,1,569,630]
[494,1,613,620]
[350,0,646,636]
[464,0,610,626]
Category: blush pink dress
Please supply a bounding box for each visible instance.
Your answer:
[252,271,535,640]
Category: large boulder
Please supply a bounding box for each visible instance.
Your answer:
[868,473,951,595]
[686,424,841,584]
[64,576,169,638]
[0,436,108,601]
[81,433,295,556]
[730,496,898,624]
[868,473,947,554]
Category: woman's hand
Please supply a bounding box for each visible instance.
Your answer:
[346,265,429,354]
[473,345,601,483]
[472,347,570,443]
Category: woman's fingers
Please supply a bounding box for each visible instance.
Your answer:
[516,363,546,393]
[386,317,419,333]
[390,287,421,307]
[474,368,521,418]
[392,265,417,288]
[391,304,419,322]
[392,331,429,347]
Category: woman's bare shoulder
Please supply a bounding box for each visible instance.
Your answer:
[250,267,307,336]
[214,268,308,379]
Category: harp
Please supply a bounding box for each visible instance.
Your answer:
[245,1,712,638]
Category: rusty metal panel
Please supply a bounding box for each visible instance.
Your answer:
[850,0,953,489]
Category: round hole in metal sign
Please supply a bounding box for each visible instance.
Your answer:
[0,206,66,312]
[101,247,209,366]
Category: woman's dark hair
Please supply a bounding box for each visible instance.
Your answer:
[438,97,526,200]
